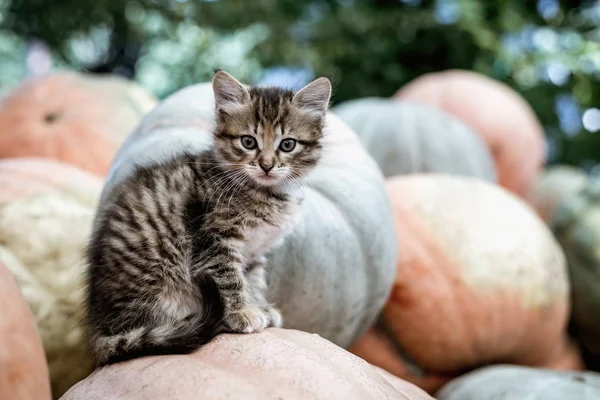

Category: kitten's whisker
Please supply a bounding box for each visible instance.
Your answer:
[197,166,230,187]
[203,167,244,197]
[281,176,298,193]
[289,169,343,230]
[206,170,245,206]
[188,161,246,167]
[204,169,246,204]
[283,172,304,191]
[202,176,232,203]
[203,169,232,187]
[214,172,246,211]
[226,175,251,211]
[203,166,237,182]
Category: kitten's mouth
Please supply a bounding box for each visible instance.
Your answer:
[254,174,280,186]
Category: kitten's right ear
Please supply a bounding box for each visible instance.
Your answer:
[293,77,332,119]
[212,71,250,113]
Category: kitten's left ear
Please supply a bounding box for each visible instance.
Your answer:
[212,71,250,113]
[293,77,331,117]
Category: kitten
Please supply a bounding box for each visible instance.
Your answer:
[84,71,331,366]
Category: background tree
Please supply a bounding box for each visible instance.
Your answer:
[1,0,599,166]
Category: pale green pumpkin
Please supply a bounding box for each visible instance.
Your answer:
[529,166,600,369]
[527,165,588,223]
[332,98,497,181]
[437,365,600,399]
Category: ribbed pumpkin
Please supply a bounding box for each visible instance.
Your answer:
[0,71,157,175]
[437,365,600,400]
[526,165,588,223]
[395,70,546,197]
[332,98,496,182]
[350,174,582,394]
[529,166,600,370]
[99,81,397,350]
[0,159,103,397]
[0,262,52,400]
[0,157,103,203]
[61,329,435,400]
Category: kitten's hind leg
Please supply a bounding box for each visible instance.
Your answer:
[245,257,282,328]
[201,252,272,333]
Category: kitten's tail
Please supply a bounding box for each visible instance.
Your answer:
[91,276,223,366]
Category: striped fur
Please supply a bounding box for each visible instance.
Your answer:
[84,72,331,365]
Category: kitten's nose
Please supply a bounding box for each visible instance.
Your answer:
[259,162,274,173]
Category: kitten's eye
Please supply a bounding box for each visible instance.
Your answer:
[279,139,297,152]
[241,135,257,150]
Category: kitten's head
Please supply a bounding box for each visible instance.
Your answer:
[211,70,331,189]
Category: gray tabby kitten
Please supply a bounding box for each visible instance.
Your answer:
[85,71,331,366]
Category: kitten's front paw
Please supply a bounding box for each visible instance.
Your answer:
[223,305,283,333]
[224,306,270,333]
[264,305,283,328]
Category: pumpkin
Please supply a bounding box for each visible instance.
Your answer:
[331,97,496,181]
[0,262,52,400]
[436,364,600,400]
[0,160,102,397]
[349,327,456,393]
[0,157,103,203]
[99,81,397,350]
[395,70,546,197]
[526,165,588,223]
[0,71,157,175]
[350,174,582,394]
[529,166,600,370]
[60,329,434,400]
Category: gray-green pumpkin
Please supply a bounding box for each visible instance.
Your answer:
[529,165,600,369]
[436,365,600,400]
[331,97,497,181]
[527,165,588,223]
[100,82,397,349]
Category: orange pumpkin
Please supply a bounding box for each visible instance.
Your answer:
[394,70,546,197]
[0,262,52,400]
[61,329,434,400]
[0,157,102,397]
[0,71,157,175]
[350,328,455,393]
[0,157,103,203]
[350,174,582,394]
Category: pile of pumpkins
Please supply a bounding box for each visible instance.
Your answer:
[1,69,599,400]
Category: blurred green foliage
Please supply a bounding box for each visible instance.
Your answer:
[1,0,600,166]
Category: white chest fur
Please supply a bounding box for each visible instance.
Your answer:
[244,221,288,259]
[243,197,301,260]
